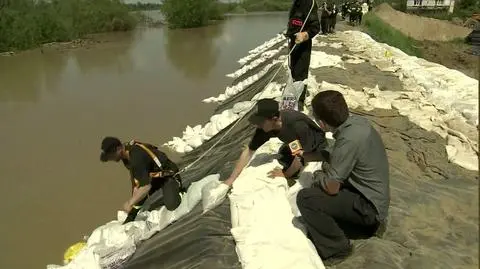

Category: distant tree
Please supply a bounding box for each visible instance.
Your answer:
[161,0,220,28]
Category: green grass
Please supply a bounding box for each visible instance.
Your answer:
[0,0,137,53]
[362,12,423,57]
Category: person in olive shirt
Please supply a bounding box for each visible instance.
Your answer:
[223,98,329,187]
[296,90,390,265]
[100,137,182,224]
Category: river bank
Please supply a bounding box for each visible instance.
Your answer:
[0,0,291,55]
[0,10,289,57]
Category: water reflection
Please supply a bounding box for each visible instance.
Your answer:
[0,52,67,103]
[0,31,136,104]
[71,31,136,75]
[164,23,225,81]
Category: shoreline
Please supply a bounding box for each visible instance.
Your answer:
[0,11,289,57]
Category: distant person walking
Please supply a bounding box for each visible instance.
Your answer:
[329,4,339,33]
[285,0,320,112]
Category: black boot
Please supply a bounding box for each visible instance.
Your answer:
[123,207,141,224]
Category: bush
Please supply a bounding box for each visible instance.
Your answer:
[362,13,423,57]
[0,0,137,52]
[160,0,222,29]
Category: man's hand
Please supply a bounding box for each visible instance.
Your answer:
[295,32,309,44]
[294,149,304,157]
[268,167,285,179]
[122,200,133,213]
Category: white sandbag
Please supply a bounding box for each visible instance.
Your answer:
[203,122,217,138]
[202,97,217,103]
[280,80,305,111]
[232,101,253,114]
[310,51,344,69]
[183,145,193,153]
[217,94,227,102]
[201,180,230,213]
[185,136,203,148]
[229,141,325,269]
[183,125,195,137]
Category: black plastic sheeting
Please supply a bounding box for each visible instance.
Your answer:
[122,51,289,269]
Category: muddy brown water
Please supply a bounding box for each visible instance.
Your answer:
[0,13,288,269]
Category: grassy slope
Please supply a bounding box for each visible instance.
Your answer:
[362,12,423,57]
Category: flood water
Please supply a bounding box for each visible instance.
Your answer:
[0,12,287,269]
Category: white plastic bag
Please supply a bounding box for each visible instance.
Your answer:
[280,78,304,111]
[201,180,230,213]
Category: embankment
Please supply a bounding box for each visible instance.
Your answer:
[361,6,477,78]
[373,3,472,42]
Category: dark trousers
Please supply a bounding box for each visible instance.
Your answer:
[289,39,312,111]
[289,39,312,82]
[320,16,329,34]
[123,176,182,224]
[330,15,337,31]
[296,185,379,259]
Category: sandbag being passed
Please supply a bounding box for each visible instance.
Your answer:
[201,180,230,213]
[280,80,305,111]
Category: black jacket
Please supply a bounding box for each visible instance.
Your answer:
[286,0,320,40]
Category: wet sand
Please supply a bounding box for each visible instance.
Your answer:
[0,13,288,269]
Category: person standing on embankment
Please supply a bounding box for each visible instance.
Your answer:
[286,0,321,112]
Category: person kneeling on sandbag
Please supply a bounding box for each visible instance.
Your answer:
[100,137,183,224]
[222,98,330,188]
[296,90,390,266]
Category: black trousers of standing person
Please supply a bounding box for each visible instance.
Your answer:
[330,14,337,32]
[289,38,312,111]
[320,15,329,34]
[296,183,379,259]
[123,175,182,224]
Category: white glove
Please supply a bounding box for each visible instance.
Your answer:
[201,181,230,213]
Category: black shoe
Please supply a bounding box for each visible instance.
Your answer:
[323,244,354,266]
